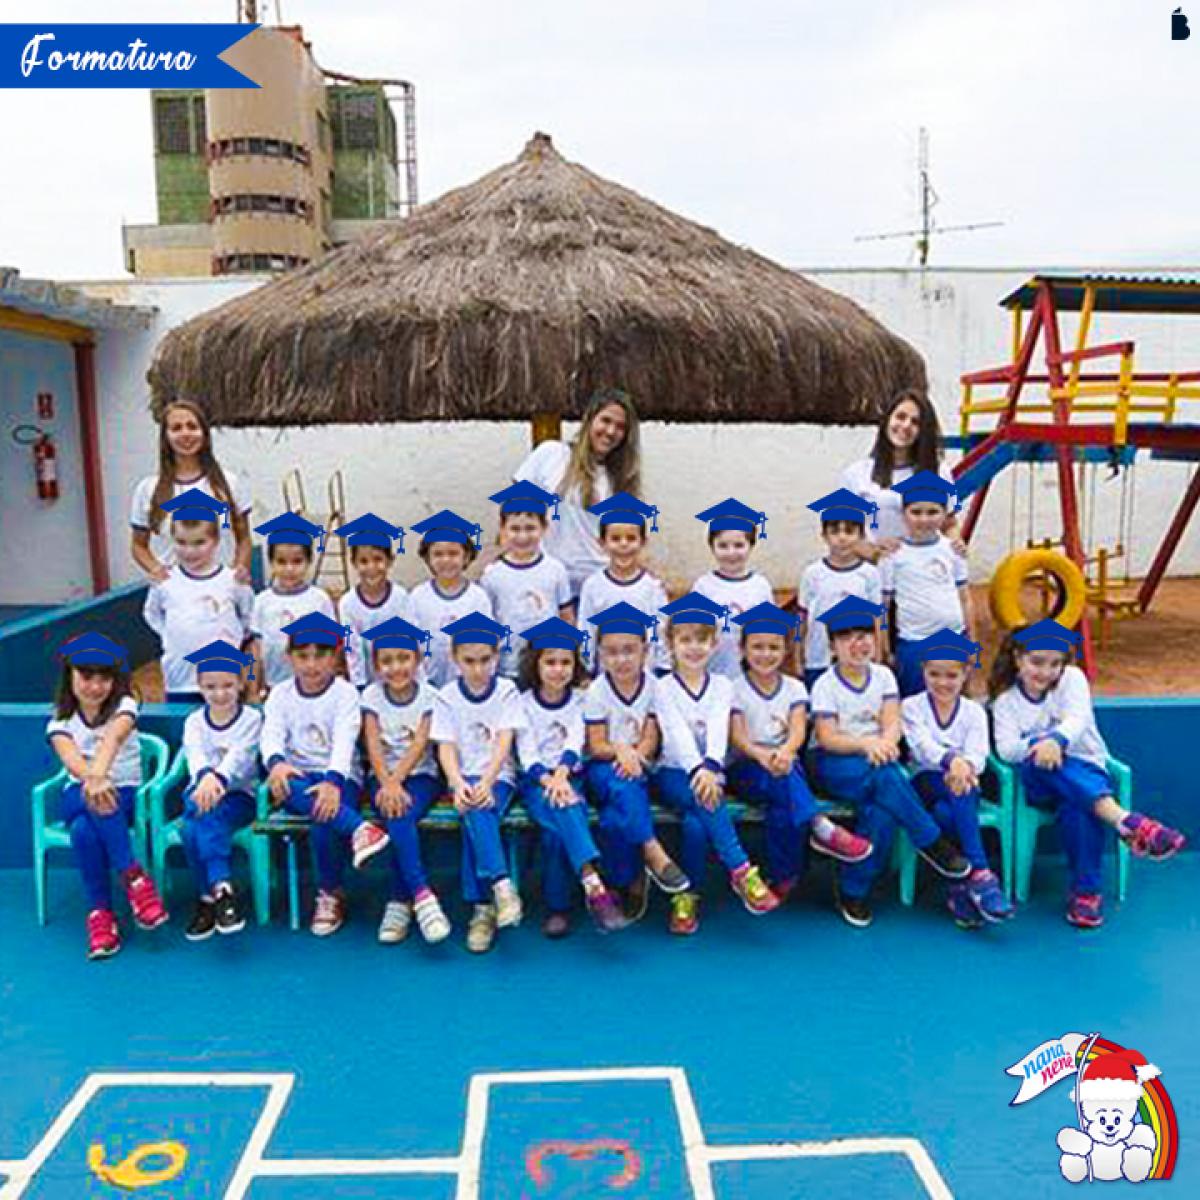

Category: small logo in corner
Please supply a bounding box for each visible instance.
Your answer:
[1173,7,1191,38]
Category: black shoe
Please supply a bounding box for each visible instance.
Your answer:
[836,890,873,929]
[185,898,217,941]
[918,836,971,880]
[212,885,245,935]
[646,861,690,894]
[623,878,649,924]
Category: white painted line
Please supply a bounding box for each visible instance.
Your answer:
[668,1067,717,1200]
[223,1075,295,1200]
[0,1074,101,1199]
[252,1157,462,1176]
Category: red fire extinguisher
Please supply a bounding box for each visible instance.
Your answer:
[34,434,59,501]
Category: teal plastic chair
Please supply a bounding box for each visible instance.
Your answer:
[31,733,169,926]
[147,749,271,926]
[1000,753,1130,904]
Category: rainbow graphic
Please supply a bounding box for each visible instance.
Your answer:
[1074,1036,1178,1178]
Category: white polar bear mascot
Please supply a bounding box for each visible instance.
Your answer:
[1057,1047,1160,1183]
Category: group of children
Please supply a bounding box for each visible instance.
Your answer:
[48,470,1186,960]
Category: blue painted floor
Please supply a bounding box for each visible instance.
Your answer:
[0,857,1195,1198]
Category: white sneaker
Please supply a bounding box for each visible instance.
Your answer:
[377,901,413,944]
[352,823,390,869]
[311,890,344,937]
[466,905,497,954]
[414,893,451,944]
[492,878,523,928]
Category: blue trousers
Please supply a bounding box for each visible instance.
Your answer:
[812,751,940,899]
[1022,757,1113,894]
[803,668,827,694]
[281,774,364,892]
[585,761,657,888]
[60,783,138,911]
[181,787,256,893]
[369,774,441,901]
[893,637,929,697]
[458,777,516,905]
[912,772,987,871]
[727,759,817,886]
[655,767,749,885]
[519,773,602,913]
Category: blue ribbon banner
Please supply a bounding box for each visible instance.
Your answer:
[0,24,261,88]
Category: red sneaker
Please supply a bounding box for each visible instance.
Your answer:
[730,864,780,915]
[809,821,873,864]
[352,822,390,869]
[1120,813,1186,860]
[669,892,700,935]
[124,868,168,930]
[87,909,121,959]
[1066,892,1104,929]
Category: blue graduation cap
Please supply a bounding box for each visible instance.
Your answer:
[409,509,483,551]
[521,615,589,660]
[334,513,406,553]
[807,488,878,530]
[159,487,230,529]
[254,511,327,552]
[60,632,128,671]
[587,491,659,532]
[695,497,768,540]
[185,639,255,680]
[362,616,432,659]
[489,481,561,521]
[816,596,887,634]
[443,612,512,651]
[891,470,961,512]
[916,628,981,668]
[1011,619,1081,657]
[732,601,801,642]
[587,601,659,643]
[660,591,731,632]
[280,611,351,648]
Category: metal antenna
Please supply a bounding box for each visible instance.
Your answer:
[236,1,258,22]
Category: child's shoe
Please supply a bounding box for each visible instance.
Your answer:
[542,912,572,939]
[645,860,690,894]
[809,821,873,864]
[946,883,984,931]
[967,869,1015,924]
[1066,892,1105,929]
[185,897,217,941]
[623,878,650,924]
[916,836,971,880]
[124,867,168,930]
[669,892,700,935]
[730,864,780,914]
[1119,813,1186,860]
[414,893,451,944]
[378,900,413,944]
[311,889,345,937]
[351,822,390,869]
[492,878,523,928]
[87,909,121,959]
[586,889,628,934]
[833,881,873,928]
[212,883,245,935]
[467,904,498,953]
[771,877,799,904]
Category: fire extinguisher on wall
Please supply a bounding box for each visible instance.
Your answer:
[34,434,59,501]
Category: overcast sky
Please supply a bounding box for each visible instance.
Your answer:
[0,0,1195,281]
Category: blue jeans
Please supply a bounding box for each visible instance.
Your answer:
[727,759,818,886]
[519,773,601,913]
[585,761,657,888]
[59,783,139,911]
[369,774,441,901]
[181,787,256,893]
[458,777,516,905]
[654,767,749,885]
[281,774,364,892]
[1021,756,1113,894]
[911,772,987,871]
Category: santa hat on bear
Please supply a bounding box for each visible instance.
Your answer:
[1070,1047,1161,1104]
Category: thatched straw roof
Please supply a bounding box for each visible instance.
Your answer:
[148,133,925,426]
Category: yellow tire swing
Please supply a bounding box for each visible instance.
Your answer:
[988,548,1088,631]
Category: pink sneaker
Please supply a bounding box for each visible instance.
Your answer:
[87,909,121,959]
[809,821,873,864]
[352,822,390,869]
[730,864,780,915]
[1120,813,1186,860]
[124,868,168,930]
[1066,892,1104,929]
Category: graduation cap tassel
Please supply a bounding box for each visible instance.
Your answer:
[650,616,659,643]
[472,524,483,551]
[581,630,591,660]
[396,528,407,554]
[650,505,659,533]
[422,631,432,659]
[551,495,561,522]
[721,606,730,633]
[503,626,512,652]
[758,512,768,540]
[870,504,878,530]
[222,504,230,530]
[318,526,327,553]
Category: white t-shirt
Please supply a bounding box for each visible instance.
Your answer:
[582,671,659,750]
[692,570,774,679]
[338,583,410,688]
[182,703,263,795]
[731,673,808,751]
[840,458,916,544]
[513,440,612,594]
[655,672,733,773]
[260,676,363,783]
[430,676,525,783]
[361,680,438,779]
[46,696,142,787]
[991,666,1109,771]
[797,558,884,671]
[481,554,572,677]
[129,471,252,570]
[249,585,337,690]
[810,664,899,741]
[578,569,671,673]
[516,688,586,775]
[901,692,989,776]
[878,536,968,641]
[406,580,494,689]
[143,565,254,694]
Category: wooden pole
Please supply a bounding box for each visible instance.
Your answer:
[531,413,562,447]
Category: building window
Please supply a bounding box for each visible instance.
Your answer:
[332,89,381,152]
[154,96,192,154]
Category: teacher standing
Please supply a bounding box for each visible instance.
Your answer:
[512,389,642,598]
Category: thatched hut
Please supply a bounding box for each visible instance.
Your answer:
[148,133,925,434]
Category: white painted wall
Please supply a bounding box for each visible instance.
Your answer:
[77,268,1200,597]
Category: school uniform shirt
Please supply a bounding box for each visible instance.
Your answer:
[182,703,263,795]
[406,580,494,689]
[582,670,659,751]
[430,676,526,784]
[878,536,969,642]
[143,565,253,694]
[513,439,610,594]
[46,696,142,787]
[577,568,671,673]
[516,688,586,777]
[692,570,774,678]
[481,554,572,676]
[261,676,363,784]
[338,583,410,688]
[731,673,808,753]
[129,470,252,570]
[361,680,438,779]
[840,458,916,544]
[991,666,1109,770]
[901,692,988,775]
[655,672,733,774]
[810,664,900,741]
[797,557,883,671]
[249,584,337,690]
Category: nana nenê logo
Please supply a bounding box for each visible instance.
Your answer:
[1174,7,1191,39]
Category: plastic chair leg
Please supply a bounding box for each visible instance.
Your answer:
[286,837,301,933]
[34,844,47,927]
[250,837,271,927]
